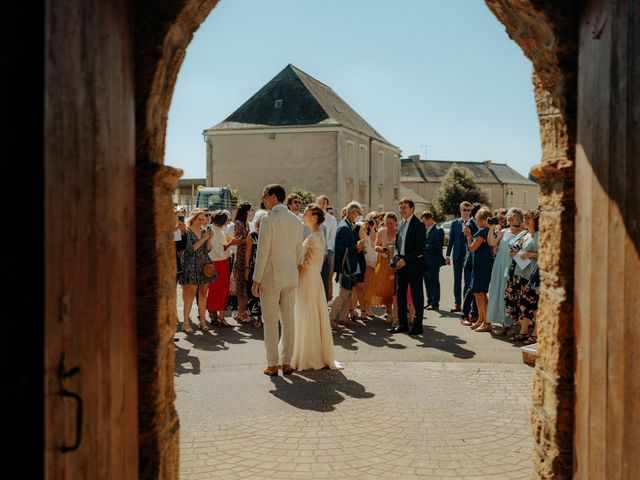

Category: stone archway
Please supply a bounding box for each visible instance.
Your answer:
[134,1,579,478]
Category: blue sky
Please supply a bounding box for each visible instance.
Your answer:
[166,0,541,179]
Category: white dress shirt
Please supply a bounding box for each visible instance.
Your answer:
[322,213,337,251]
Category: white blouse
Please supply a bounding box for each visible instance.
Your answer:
[208,225,230,261]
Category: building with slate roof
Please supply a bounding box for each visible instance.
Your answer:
[401,155,540,211]
[203,64,402,211]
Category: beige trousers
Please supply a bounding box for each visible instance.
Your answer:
[261,285,296,367]
[329,283,352,321]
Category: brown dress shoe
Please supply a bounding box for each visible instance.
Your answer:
[281,364,295,375]
[263,366,278,376]
[450,304,461,312]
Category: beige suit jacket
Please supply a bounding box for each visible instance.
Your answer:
[252,204,303,290]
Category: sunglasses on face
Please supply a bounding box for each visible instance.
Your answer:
[292,200,301,205]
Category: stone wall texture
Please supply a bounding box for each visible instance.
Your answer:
[484,2,579,478]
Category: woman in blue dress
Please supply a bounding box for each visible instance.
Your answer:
[486,208,524,336]
[463,208,494,332]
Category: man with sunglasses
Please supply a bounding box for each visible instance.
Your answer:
[286,193,310,239]
[445,201,473,312]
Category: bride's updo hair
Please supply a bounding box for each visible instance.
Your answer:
[305,203,325,225]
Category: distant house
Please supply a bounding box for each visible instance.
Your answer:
[401,156,540,211]
[203,64,402,212]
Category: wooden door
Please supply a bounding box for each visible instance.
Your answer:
[574,0,640,477]
[44,0,138,478]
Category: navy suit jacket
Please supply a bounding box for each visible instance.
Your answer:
[446,218,467,262]
[333,218,359,275]
[396,215,427,272]
[425,225,444,270]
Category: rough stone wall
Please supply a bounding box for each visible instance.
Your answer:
[136,164,183,480]
[484,2,579,478]
[134,1,220,478]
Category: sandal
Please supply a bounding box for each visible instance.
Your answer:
[475,323,492,332]
[182,321,194,333]
[492,326,507,336]
[254,316,263,328]
[236,313,251,324]
[199,322,210,332]
[509,333,528,342]
[524,336,537,345]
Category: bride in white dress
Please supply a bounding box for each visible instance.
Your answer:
[291,204,342,371]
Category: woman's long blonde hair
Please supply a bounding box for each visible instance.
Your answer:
[186,208,207,228]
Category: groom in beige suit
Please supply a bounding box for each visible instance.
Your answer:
[252,184,304,376]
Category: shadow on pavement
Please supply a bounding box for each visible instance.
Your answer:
[332,316,407,351]
[415,325,476,359]
[268,370,374,412]
[174,344,201,376]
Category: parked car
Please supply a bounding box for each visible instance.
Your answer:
[438,220,452,247]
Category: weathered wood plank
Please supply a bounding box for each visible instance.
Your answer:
[45,0,137,478]
[575,0,640,478]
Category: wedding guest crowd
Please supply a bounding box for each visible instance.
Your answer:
[174,191,540,347]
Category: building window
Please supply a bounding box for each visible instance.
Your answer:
[393,154,400,185]
[523,190,527,205]
[359,145,367,184]
[346,141,354,180]
[274,99,283,108]
[378,151,385,186]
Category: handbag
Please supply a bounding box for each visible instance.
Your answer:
[199,247,217,280]
[201,262,217,279]
[339,247,358,290]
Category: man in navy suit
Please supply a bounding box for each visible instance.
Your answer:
[445,201,472,312]
[389,198,427,335]
[421,211,444,310]
[330,201,366,328]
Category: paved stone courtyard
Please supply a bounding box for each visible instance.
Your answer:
[177,363,533,479]
[175,267,535,479]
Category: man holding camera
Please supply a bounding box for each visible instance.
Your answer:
[389,198,427,335]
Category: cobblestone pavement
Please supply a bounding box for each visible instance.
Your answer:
[177,363,533,479]
[176,265,535,478]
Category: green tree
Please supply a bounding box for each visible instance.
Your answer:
[432,165,489,218]
[291,187,316,207]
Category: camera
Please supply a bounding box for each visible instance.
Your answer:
[367,219,375,226]
[389,254,402,270]
[487,217,500,225]
[178,216,185,223]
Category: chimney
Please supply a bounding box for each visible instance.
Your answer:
[483,159,492,167]
[409,154,428,182]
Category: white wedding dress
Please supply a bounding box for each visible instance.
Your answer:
[291,231,342,370]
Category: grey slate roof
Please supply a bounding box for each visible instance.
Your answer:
[208,64,394,146]
[401,159,537,186]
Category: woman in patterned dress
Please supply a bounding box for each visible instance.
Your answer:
[179,208,214,333]
[504,208,540,342]
[229,202,254,324]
